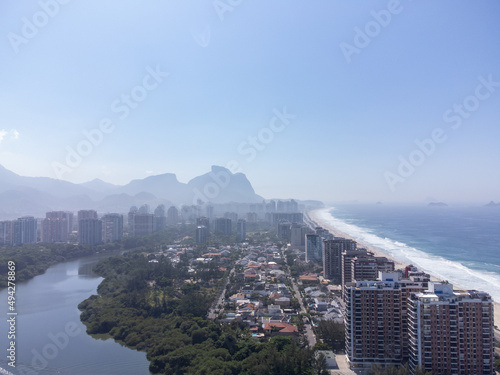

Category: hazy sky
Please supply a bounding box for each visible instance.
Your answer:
[1,1,499,203]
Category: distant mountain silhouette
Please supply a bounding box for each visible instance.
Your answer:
[423,196,439,204]
[0,164,94,199]
[118,173,190,204]
[0,165,263,219]
[79,178,118,194]
[484,201,500,207]
[188,166,262,204]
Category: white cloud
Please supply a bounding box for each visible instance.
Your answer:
[10,129,20,139]
[0,129,20,143]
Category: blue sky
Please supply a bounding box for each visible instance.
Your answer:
[1,0,499,203]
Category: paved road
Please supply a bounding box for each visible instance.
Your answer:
[290,277,316,347]
[283,244,317,347]
[207,267,234,320]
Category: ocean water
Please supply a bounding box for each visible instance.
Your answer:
[317,204,500,302]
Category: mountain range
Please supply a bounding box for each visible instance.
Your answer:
[0,165,264,220]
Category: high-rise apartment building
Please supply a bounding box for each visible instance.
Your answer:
[345,273,492,374]
[351,256,395,282]
[78,210,98,221]
[206,205,214,219]
[399,270,431,361]
[0,221,13,246]
[315,227,333,240]
[13,216,37,245]
[277,221,292,240]
[345,273,404,369]
[180,205,198,222]
[342,250,396,301]
[46,211,73,232]
[41,217,67,243]
[214,218,232,235]
[41,211,73,243]
[224,212,238,222]
[342,249,372,293]
[102,213,123,243]
[153,205,167,232]
[270,212,303,227]
[196,225,208,243]
[127,206,154,237]
[196,217,210,229]
[290,223,310,251]
[323,238,357,283]
[408,283,494,375]
[265,200,276,213]
[305,234,323,262]
[246,212,258,223]
[78,218,102,245]
[276,199,298,213]
[237,219,246,241]
[132,214,154,237]
[167,206,179,225]
[78,210,101,245]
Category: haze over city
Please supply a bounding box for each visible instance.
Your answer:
[1,1,499,203]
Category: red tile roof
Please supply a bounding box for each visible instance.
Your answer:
[263,322,298,333]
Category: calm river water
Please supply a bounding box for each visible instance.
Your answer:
[0,254,151,375]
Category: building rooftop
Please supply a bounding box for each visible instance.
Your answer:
[263,322,298,333]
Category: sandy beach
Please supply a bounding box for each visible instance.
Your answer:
[308,208,408,270]
[307,208,500,331]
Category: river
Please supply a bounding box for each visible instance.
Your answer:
[0,254,152,375]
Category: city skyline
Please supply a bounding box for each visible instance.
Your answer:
[1,1,499,203]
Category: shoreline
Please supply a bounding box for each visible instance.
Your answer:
[307,208,407,271]
[307,207,500,331]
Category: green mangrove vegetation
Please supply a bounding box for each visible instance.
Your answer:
[78,251,322,374]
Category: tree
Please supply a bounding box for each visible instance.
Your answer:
[317,320,344,351]
[313,352,329,375]
[76,230,321,375]
[295,314,305,332]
